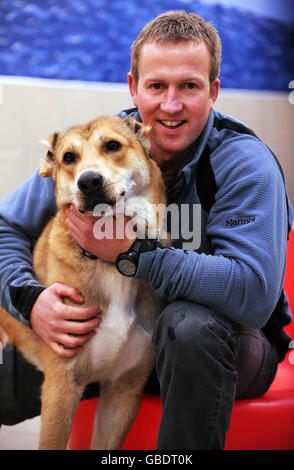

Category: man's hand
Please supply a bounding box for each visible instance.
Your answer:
[30,282,102,357]
[66,205,136,263]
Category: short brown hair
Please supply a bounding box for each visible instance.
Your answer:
[130,10,221,84]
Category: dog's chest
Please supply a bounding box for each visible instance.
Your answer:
[87,302,136,380]
[80,268,140,378]
[75,265,156,383]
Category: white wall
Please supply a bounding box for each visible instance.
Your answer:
[0,76,293,205]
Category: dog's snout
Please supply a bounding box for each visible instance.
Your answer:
[78,171,103,195]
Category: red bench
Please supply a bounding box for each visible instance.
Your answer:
[68,231,294,450]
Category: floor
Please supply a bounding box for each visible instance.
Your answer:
[0,416,40,450]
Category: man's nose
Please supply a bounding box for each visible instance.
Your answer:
[160,88,183,114]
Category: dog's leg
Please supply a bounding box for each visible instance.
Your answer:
[90,331,155,451]
[38,360,85,450]
[90,325,156,450]
[90,375,146,450]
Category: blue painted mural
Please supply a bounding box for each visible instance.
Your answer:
[0,0,293,91]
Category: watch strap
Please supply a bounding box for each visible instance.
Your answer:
[140,238,162,253]
[115,238,162,276]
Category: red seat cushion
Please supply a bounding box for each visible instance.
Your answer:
[225,357,294,450]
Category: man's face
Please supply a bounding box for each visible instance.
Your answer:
[128,40,219,171]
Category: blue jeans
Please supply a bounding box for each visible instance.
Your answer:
[149,300,278,450]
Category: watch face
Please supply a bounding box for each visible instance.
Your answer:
[118,258,137,276]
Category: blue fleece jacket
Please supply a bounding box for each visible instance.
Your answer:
[0,109,292,360]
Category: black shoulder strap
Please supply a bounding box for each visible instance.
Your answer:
[196,144,217,214]
[197,116,291,237]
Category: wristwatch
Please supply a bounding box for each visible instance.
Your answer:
[115,238,162,277]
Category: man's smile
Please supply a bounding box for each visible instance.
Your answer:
[158,120,186,129]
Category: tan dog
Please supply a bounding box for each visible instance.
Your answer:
[0,116,167,450]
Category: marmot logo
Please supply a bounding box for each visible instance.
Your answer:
[226,216,256,226]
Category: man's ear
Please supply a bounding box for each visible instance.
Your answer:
[209,78,220,110]
[39,132,59,179]
[125,117,151,154]
[128,73,138,107]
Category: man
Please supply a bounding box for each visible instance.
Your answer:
[0,11,293,449]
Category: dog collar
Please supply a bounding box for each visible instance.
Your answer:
[78,244,98,260]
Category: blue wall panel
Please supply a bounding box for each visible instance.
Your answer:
[0,0,293,91]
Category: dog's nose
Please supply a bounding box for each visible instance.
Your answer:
[77,171,103,195]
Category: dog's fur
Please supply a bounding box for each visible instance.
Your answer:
[0,116,167,450]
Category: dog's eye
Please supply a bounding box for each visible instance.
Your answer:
[104,140,122,152]
[63,152,77,164]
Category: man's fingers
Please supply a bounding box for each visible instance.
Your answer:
[46,317,100,357]
[59,315,102,335]
[52,282,85,304]
[51,341,83,358]
[62,304,102,321]
[58,330,96,350]
[50,282,102,320]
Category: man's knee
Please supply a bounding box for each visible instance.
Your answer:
[153,301,215,352]
[153,300,237,363]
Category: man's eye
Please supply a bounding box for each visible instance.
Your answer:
[151,83,162,90]
[184,83,196,89]
[104,140,122,152]
[63,152,77,164]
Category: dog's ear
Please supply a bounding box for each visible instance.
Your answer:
[125,117,151,154]
[39,132,59,178]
